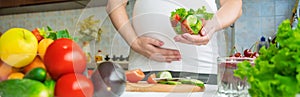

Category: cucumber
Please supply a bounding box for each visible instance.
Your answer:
[167,81,182,85]
[158,81,182,85]
[179,79,204,87]
[24,67,47,82]
[0,79,49,97]
[186,15,198,26]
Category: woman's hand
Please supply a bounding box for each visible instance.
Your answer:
[174,16,220,45]
[174,32,211,45]
[131,36,181,63]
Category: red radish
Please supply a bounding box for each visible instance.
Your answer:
[147,73,157,84]
[125,69,145,83]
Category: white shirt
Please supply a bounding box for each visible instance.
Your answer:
[129,0,225,74]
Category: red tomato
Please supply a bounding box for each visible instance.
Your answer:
[55,73,94,97]
[44,38,86,80]
[125,69,145,83]
[147,73,157,84]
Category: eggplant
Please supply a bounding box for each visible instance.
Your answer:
[91,61,126,97]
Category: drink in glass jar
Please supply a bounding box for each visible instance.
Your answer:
[217,57,254,97]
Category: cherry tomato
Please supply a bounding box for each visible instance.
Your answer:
[125,69,145,83]
[44,38,86,80]
[55,73,94,97]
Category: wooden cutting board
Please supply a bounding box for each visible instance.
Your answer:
[126,82,205,92]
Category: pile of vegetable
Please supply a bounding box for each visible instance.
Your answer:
[170,7,213,35]
[234,20,300,97]
[0,27,93,97]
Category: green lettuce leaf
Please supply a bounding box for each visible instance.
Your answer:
[234,19,300,97]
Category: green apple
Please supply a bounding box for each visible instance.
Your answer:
[0,28,38,68]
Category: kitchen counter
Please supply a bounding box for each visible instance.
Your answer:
[121,84,218,97]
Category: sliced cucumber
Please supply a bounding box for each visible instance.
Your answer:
[186,15,198,26]
[158,81,182,85]
[179,79,204,87]
[167,81,182,85]
[157,71,172,79]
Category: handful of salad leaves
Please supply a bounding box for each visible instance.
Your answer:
[170,6,213,35]
[234,19,300,97]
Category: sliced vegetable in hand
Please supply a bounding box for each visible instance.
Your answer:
[170,7,213,35]
[234,19,300,97]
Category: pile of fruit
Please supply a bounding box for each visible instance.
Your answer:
[229,46,259,58]
[0,27,93,97]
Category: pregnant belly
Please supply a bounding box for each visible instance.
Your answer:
[132,0,216,50]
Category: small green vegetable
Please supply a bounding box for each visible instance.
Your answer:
[24,67,47,82]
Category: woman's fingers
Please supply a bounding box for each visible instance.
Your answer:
[148,52,180,62]
[147,37,164,47]
[174,34,193,44]
[149,47,181,62]
[174,33,210,45]
[133,37,181,62]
